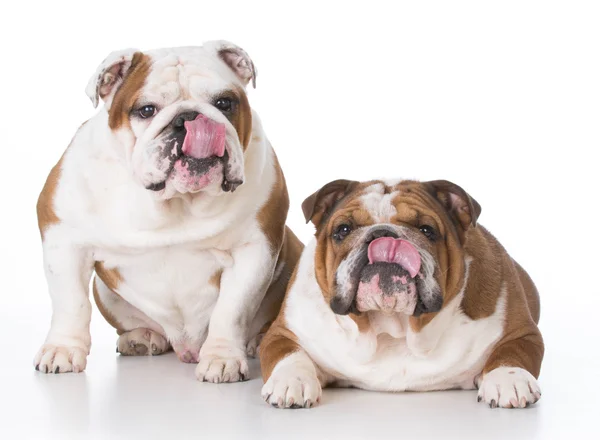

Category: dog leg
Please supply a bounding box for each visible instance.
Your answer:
[195,240,274,383]
[34,234,94,373]
[477,332,544,408]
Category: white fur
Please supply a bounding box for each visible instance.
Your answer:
[359,184,398,222]
[282,239,507,393]
[35,44,280,380]
[261,351,323,408]
[478,367,541,408]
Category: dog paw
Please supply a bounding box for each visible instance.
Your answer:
[477,366,541,408]
[195,342,248,383]
[261,360,322,409]
[117,328,169,356]
[34,344,88,374]
[246,333,264,358]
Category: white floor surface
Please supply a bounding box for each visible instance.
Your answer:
[2,302,598,440]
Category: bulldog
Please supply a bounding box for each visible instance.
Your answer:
[260,179,544,408]
[34,41,303,382]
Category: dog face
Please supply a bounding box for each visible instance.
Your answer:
[302,179,481,318]
[86,41,256,198]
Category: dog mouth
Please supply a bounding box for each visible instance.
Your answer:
[146,114,242,193]
[356,262,423,314]
[356,237,422,314]
[333,237,437,316]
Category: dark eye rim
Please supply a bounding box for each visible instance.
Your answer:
[133,104,158,119]
[333,223,353,242]
[419,224,438,241]
[212,94,238,113]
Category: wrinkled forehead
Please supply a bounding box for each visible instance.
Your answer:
[337,181,436,224]
[142,47,240,103]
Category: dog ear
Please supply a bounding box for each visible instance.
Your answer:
[302,179,359,227]
[85,48,143,108]
[205,40,257,88]
[426,180,481,230]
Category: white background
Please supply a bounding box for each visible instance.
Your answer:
[1,1,599,439]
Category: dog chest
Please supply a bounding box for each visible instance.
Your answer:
[94,244,224,331]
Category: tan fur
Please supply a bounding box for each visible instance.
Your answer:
[232,86,253,150]
[263,227,304,320]
[36,156,64,240]
[108,52,152,130]
[37,121,90,240]
[349,313,370,333]
[259,260,302,381]
[92,262,126,334]
[252,151,303,358]
[209,269,223,289]
[94,262,123,292]
[92,277,126,335]
[257,149,289,255]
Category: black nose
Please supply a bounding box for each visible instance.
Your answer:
[172,111,200,130]
[367,228,399,242]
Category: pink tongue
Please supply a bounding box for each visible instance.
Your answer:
[181,114,226,159]
[367,237,421,278]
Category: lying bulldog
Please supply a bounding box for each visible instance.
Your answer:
[260,179,543,408]
[35,41,302,382]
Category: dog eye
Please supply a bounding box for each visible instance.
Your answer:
[214,97,233,112]
[138,105,157,119]
[333,224,352,242]
[419,225,437,241]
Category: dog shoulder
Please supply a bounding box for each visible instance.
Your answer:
[255,144,290,256]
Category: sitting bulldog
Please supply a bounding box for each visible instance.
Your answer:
[34,41,302,382]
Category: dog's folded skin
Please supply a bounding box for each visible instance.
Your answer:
[260,179,543,408]
[34,41,303,381]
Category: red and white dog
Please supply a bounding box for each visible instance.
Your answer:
[260,179,543,408]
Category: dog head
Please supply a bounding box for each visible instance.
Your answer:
[302,179,481,320]
[86,41,257,198]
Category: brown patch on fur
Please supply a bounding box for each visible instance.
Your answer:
[259,255,303,382]
[108,52,152,130]
[257,148,289,256]
[253,150,303,365]
[37,156,64,240]
[260,326,301,382]
[94,261,123,293]
[349,313,370,333]
[259,227,304,331]
[231,86,252,150]
[37,121,92,240]
[92,276,126,335]
[209,269,223,289]
[478,237,543,377]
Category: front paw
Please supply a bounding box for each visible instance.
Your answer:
[261,364,322,409]
[477,367,541,408]
[195,342,249,383]
[34,344,88,374]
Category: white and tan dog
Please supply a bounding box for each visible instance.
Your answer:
[35,41,302,382]
[260,179,544,408]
